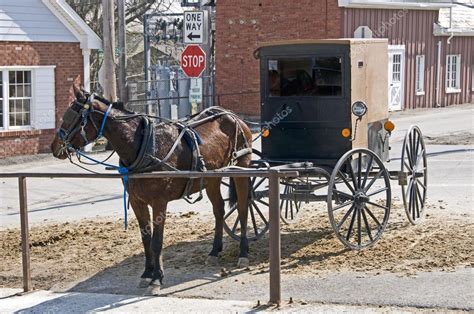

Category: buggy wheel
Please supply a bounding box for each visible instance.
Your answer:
[327,148,391,250]
[401,125,428,224]
[222,170,270,241]
[280,167,330,224]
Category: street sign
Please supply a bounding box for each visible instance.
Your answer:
[184,11,205,44]
[181,45,206,78]
[189,78,203,103]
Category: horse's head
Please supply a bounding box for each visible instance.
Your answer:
[51,85,109,159]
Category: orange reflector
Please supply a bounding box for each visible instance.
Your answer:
[262,128,270,138]
[384,120,395,132]
[341,128,351,138]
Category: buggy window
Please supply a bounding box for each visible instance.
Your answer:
[267,56,342,97]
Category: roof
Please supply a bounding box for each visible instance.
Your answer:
[338,0,454,10]
[436,3,474,36]
[41,0,102,49]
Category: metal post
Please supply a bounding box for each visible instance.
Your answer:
[117,0,128,103]
[102,0,117,101]
[268,169,281,305]
[143,14,150,114]
[18,176,32,292]
[178,69,191,118]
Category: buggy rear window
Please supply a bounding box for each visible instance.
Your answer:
[267,57,343,97]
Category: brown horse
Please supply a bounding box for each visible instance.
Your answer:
[51,86,253,294]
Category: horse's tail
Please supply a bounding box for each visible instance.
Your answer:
[228,178,238,211]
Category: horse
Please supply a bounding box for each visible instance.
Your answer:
[51,86,253,294]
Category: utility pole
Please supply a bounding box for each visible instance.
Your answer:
[117,0,127,103]
[102,0,117,101]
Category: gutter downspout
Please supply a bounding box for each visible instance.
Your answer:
[436,41,442,107]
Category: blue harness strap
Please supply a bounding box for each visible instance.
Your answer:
[98,103,113,139]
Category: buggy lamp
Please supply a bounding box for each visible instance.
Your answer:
[341,128,351,138]
[384,120,395,133]
[262,128,270,138]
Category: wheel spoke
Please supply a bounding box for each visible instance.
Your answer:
[365,201,389,211]
[364,170,383,192]
[253,177,267,190]
[361,207,373,241]
[364,205,382,229]
[405,144,414,170]
[224,203,238,219]
[362,155,374,189]
[252,201,269,225]
[357,205,362,246]
[410,182,415,220]
[333,189,354,200]
[405,178,414,200]
[336,204,355,230]
[332,200,354,211]
[404,160,413,172]
[346,159,359,190]
[366,187,389,197]
[414,184,420,219]
[249,202,259,236]
[346,207,358,241]
[231,216,239,233]
[221,180,230,188]
[338,170,356,194]
[415,178,427,190]
[255,198,269,207]
[415,183,424,206]
[357,152,362,188]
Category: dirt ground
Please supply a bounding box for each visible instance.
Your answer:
[0,201,472,291]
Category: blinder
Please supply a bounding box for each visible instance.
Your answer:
[57,97,97,147]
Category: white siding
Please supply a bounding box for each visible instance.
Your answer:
[33,67,55,129]
[0,0,78,43]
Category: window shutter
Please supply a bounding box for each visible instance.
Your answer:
[32,67,55,130]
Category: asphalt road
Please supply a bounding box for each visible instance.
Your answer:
[1,104,472,227]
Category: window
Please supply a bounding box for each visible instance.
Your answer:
[446,54,461,93]
[415,55,425,95]
[267,56,342,97]
[0,70,32,129]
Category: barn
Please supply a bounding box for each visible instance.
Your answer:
[215,0,473,117]
[0,0,101,158]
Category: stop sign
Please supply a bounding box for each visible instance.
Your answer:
[181,45,206,78]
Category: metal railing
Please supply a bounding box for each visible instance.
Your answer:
[0,169,299,305]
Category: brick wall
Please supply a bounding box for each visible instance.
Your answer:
[0,41,83,158]
[215,0,343,116]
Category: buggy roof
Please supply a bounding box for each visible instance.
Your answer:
[254,38,388,58]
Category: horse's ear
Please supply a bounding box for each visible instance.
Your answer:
[72,84,83,100]
[80,87,91,98]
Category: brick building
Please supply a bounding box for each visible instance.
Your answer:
[215,0,473,117]
[0,0,101,158]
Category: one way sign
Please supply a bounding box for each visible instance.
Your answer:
[184,11,206,44]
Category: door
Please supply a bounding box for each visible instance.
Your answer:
[388,45,405,111]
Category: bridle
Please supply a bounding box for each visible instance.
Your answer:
[57,94,113,153]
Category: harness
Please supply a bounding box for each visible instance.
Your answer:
[57,95,251,226]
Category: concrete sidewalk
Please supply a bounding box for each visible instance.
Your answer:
[0,289,460,313]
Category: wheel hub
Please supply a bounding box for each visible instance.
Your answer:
[354,191,369,207]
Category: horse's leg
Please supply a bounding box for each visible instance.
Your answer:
[205,178,224,265]
[234,176,250,267]
[147,201,167,295]
[130,197,153,287]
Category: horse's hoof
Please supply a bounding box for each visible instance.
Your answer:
[237,257,249,268]
[145,282,161,296]
[138,278,151,288]
[205,255,219,266]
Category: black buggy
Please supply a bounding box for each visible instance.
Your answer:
[221,39,428,250]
